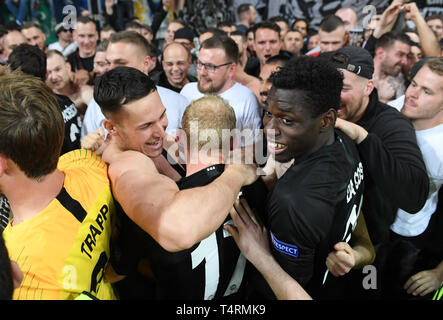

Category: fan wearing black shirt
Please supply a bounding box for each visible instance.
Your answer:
[67,16,98,74]
[253,56,364,299]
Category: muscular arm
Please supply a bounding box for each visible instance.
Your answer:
[108,150,255,252]
[404,2,440,57]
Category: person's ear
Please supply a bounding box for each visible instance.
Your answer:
[104,119,117,136]
[375,47,385,60]
[365,79,375,97]
[319,108,337,132]
[143,55,152,74]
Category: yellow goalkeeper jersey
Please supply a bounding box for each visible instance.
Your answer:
[3,149,117,300]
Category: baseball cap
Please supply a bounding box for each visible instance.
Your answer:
[329,46,374,79]
[55,22,72,34]
[174,27,195,42]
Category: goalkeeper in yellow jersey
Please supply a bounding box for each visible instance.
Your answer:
[0,70,117,300]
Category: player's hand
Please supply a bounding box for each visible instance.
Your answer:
[402,2,421,22]
[225,146,258,186]
[72,69,90,86]
[81,127,106,154]
[373,1,402,38]
[335,118,368,144]
[101,133,123,165]
[224,198,271,264]
[326,242,356,277]
[404,268,443,297]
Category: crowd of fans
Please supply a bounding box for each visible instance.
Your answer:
[0,0,442,302]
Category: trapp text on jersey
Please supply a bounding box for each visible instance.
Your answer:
[80,204,110,259]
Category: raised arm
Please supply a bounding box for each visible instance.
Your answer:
[403,2,440,57]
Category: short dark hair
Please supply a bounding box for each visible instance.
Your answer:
[376,31,412,50]
[76,15,97,28]
[265,52,293,65]
[231,30,246,41]
[269,16,289,25]
[237,3,252,17]
[21,21,42,31]
[200,36,239,65]
[425,14,443,23]
[292,18,308,28]
[109,31,155,56]
[125,20,142,30]
[270,56,343,117]
[217,21,236,28]
[94,66,157,115]
[253,21,281,37]
[8,43,46,80]
[200,27,226,38]
[319,14,344,32]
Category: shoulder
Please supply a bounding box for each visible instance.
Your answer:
[222,82,258,105]
[367,99,415,137]
[59,149,108,176]
[179,82,199,98]
[387,95,405,112]
[107,150,158,182]
[157,85,189,106]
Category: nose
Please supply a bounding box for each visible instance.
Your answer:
[406,85,418,99]
[153,116,168,138]
[264,116,280,138]
[400,55,408,66]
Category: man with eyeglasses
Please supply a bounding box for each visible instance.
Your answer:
[180,36,261,146]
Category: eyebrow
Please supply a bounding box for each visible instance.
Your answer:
[111,58,128,64]
[138,108,166,128]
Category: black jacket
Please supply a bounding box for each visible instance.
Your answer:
[356,89,429,245]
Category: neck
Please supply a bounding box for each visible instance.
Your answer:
[240,19,249,27]
[5,169,65,226]
[217,78,236,95]
[55,81,76,98]
[373,59,388,80]
[412,115,443,131]
[350,96,370,123]
[172,76,189,90]
[59,38,71,49]
[79,49,94,59]
[185,151,223,177]
[295,130,335,164]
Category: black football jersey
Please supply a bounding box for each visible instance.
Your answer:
[265,129,364,299]
[151,164,247,299]
[114,164,247,300]
[55,94,81,155]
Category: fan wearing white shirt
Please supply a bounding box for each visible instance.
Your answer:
[81,31,189,140]
[388,57,443,298]
[180,35,261,147]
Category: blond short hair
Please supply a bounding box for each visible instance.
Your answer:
[182,95,236,150]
